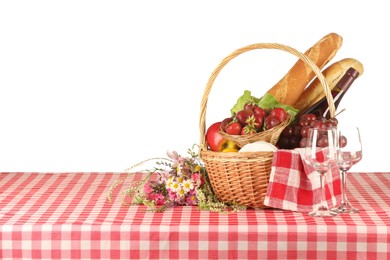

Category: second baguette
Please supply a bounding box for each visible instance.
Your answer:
[293,58,364,113]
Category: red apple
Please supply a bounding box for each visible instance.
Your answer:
[206,122,239,152]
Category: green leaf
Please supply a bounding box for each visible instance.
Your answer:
[230,91,298,120]
[230,90,260,115]
[257,93,299,119]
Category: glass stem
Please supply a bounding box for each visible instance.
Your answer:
[319,171,328,209]
[340,170,348,204]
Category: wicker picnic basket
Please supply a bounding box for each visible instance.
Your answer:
[199,43,335,209]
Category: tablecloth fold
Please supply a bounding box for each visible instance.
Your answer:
[264,148,342,212]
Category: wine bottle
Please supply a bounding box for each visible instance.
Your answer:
[300,67,360,119]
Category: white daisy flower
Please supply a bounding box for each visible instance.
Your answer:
[177,188,186,198]
[182,179,194,192]
[170,181,180,192]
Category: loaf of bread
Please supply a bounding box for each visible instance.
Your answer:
[293,58,364,112]
[266,33,343,106]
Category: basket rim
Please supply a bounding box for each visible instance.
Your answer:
[199,42,335,151]
[218,113,293,147]
[200,149,274,157]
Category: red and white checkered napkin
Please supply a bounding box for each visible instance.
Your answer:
[264,148,342,212]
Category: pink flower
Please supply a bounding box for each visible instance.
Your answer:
[191,173,205,186]
[168,189,178,202]
[167,150,186,165]
[144,182,153,198]
[157,170,170,184]
[191,173,199,183]
[185,190,198,206]
[153,193,166,206]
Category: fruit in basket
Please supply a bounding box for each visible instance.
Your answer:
[221,101,290,136]
[253,106,267,118]
[253,114,264,130]
[241,125,257,135]
[264,115,281,130]
[270,107,287,122]
[221,117,233,131]
[232,91,298,122]
[225,121,242,135]
[236,109,255,125]
[206,122,239,152]
[221,147,239,153]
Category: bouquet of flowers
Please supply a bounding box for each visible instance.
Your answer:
[108,145,245,212]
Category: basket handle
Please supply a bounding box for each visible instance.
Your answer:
[199,43,336,150]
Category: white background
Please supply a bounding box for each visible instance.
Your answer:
[0,1,387,172]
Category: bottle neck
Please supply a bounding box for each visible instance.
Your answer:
[322,67,360,118]
[336,67,360,92]
[298,67,360,119]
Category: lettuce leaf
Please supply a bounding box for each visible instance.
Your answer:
[257,93,299,119]
[230,90,298,120]
[230,90,260,115]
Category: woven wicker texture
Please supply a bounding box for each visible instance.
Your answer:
[199,43,334,208]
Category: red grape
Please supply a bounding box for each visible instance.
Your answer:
[299,137,307,148]
[289,136,301,148]
[277,136,290,149]
[293,125,302,137]
[339,135,347,148]
[281,126,294,138]
[300,125,311,138]
[317,135,329,147]
[277,113,339,149]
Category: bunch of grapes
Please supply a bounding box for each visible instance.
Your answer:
[277,113,338,149]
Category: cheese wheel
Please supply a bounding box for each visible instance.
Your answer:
[238,141,277,152]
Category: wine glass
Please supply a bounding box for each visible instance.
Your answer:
[332,126,362,214]
[304,127,338,217]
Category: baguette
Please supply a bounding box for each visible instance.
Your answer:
[293,58,364,112]
[266,33,343,106]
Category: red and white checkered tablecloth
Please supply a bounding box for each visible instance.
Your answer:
[264,149,342,212]
[1,172,390,260]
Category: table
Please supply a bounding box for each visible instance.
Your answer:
[1,172,390,259]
